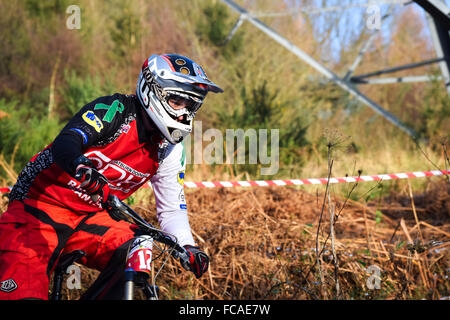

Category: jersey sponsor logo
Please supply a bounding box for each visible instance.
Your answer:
[82,111,104,133]
[180,204,187,210]
[177,171,185,186]
[180,141,186,167]
[84,150,150,194]
[67,180,101,207]
[121,124,131,133]
[178,189,185,202]
[0,279,18,293]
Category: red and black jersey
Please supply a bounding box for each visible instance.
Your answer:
[0,94,196,300]
[9,93,164,213]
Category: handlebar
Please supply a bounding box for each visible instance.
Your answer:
[105,195,190,269]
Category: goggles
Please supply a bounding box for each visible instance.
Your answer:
[164,91,203,118]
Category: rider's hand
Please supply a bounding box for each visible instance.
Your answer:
[183,245,209,279]
[73,157,110,204]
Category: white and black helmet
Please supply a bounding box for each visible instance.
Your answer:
[136,54,223,144]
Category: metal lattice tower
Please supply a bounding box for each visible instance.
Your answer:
[220,0,450,140]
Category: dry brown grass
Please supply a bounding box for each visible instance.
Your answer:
[1,179,448,300]
[153,181,449,300]
[70,179,449,300]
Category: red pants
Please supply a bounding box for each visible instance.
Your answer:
[0,199,136,300]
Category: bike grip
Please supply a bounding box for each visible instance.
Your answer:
[105,194,116,206]
[171,244,189,266]
[105,194,123,211]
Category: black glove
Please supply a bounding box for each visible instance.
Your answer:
[183,245,210,279]
[105,207,128,222]
[73,155,110,204]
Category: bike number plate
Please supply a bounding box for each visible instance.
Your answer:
[126,236,153,274]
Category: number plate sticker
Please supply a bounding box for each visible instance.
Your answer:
[126,236,154,274]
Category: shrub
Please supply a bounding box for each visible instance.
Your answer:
[0,99,63,172]
[216,81,309,177]
[59,69,116,119]
[196,1,243,58]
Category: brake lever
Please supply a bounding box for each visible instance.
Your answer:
[175,246,191,271]
[179,254,191,271]
[106,195,191,269]
[107,195,151,228]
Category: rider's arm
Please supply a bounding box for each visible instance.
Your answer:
[150,142,196,247]
[51,94,126,175]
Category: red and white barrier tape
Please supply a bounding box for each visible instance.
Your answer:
[180,170,449,188]
[0,187,11,194]
[0,170,448,194]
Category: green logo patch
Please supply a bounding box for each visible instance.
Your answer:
[94,99,124,123]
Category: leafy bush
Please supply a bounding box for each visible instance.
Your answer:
[0,99,63,172]
[416,79,450,145]
[24,0,69,19]
[216,81,309,177]
[109,3,141,58]
[196,1,243,58]
[60,69,116,119]
[0,68,116,175]
[0,1,31,98]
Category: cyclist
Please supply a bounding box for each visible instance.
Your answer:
[0,54,222,300]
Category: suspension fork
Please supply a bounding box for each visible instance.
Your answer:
[123,269,136,300]
[123,269,158,300]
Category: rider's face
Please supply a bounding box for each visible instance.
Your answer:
[168,97,192,122]
[168,97,191,110]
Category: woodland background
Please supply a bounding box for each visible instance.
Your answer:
[0,0,449,300]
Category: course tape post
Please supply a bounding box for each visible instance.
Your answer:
[0,170,448,194]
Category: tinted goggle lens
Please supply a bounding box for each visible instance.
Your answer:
[167,94,202,112]
[168,96,194,109]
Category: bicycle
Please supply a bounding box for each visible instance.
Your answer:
[50,195,191,300]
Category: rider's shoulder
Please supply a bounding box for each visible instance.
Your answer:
[85,93,136,109]
[157,140,185,168]
[90,93,136,105]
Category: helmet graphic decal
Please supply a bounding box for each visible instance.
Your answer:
[175,58,186,66]
[180,67,190,75]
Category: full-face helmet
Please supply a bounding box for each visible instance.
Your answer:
[136,54,223,144]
